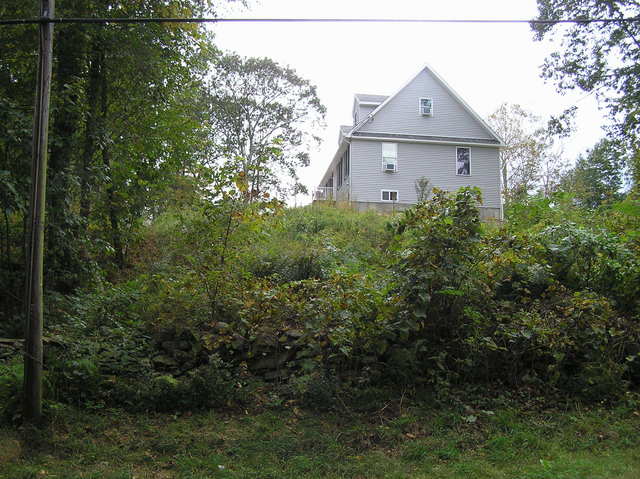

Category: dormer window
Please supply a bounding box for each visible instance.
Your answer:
[419,98,433,116]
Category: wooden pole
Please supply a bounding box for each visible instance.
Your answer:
[24,0,55,423]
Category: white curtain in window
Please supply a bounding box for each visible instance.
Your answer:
[382,142,397,159]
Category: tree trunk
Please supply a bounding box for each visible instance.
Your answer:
[24,0,55,424]
[501,155,509,208]
[45,4,87,291]
[99,51,124,269]
[79,44,102,222]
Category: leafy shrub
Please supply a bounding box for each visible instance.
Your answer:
[385,187,486,386]
[0,358,23,421]
[535,223,640,313]
[18,186,639,414]
[107,355,247,412]
[48,358,103,406]
[248,238,336,282]
[287,372,337,410]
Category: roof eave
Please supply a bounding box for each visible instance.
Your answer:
[319,139,350,186]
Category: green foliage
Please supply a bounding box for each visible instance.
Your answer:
[3,405,640,478]
[246,204,389,281]
[107,358,248,413]
[0,0,231,318]
[560,138,627,208]
[4,180,640,416]
[0,357,23,421]
[385,187,485,385]
[490,289,639,399]
[535,223,640,311]
[209,53,326,197]
[504,192,591,230]
[532,1,640,174]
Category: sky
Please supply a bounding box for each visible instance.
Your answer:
[210,0,607,205]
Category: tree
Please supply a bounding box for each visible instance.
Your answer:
[208,54,326,200]
[488,103,547,205]
[532,0,640,183]
[0,0,227,326]
[561,138,626,208]
[538,146,567,198]
[414,176,432,202]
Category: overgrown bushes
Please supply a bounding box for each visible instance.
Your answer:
[2,190,639,419]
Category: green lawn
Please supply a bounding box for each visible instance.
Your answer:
[2,404,640,478]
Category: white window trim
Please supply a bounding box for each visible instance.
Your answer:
[419,97,434,116]
[381,142,398,173]
[456,146,471,176]
[381,190,399,202]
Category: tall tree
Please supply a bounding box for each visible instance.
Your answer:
[532,0,640,184]
[561,138,626,208]
[538,145,567,198]
[208,54,326,199]
[0,1,41,331]
[0,0,227,325]
[488,103,547,205]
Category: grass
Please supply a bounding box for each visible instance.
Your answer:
[1,402,640,478]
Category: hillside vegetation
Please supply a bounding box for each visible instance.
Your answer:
[2,188,640,478]
[2,1,640,476]
[2,188,639,419]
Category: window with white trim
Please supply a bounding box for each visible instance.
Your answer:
[456,147,470,176]
[381,142,397,172]
[419,97,433,116]
[381,190,398,202]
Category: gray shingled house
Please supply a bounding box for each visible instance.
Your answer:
[314,64,504,219]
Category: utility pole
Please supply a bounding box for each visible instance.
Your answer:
[24,0,55,423]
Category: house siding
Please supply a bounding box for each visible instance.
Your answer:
[358,69,494,140]
[349,139,501,209]
[355,104,376,124]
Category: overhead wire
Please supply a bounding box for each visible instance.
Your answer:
[0,16,639,26]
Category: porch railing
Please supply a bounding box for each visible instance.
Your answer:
[312,186,334,201]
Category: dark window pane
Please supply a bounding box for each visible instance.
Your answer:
[456,148,470,175]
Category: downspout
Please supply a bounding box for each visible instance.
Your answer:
[346,139,352,207]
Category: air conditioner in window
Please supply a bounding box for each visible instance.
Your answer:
[384,163,396,172]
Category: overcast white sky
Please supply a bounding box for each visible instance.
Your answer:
[211,0,606,205]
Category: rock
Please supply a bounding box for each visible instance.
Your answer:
[286,329,304,339]
[231,334,246,350]
[251,352,291,371]
[264,369,289,380]
[152,355,179,369]
[253,333,277,347]
[213,322,230,333]
[0,439,21,464]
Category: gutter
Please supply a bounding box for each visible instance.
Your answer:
[347,134,504,148]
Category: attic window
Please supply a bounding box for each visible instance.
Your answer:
[419,98,433,116]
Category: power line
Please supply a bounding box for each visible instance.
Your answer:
[1,16,639,26]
